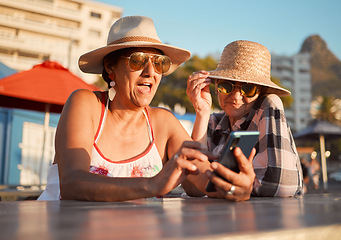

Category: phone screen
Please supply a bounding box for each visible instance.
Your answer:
[205,131,259,192]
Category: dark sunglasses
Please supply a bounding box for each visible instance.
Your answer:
[121,52,172,74]
[216,80,259,98]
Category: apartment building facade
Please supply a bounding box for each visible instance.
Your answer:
[271,52,312,132]
[0,0,122,83]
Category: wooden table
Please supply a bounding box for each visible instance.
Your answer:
[1,193,341,239]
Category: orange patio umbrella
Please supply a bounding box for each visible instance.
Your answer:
[0,60,101,113]
[0,60,102,185]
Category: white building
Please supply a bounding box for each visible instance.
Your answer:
[271,53,312,132]
[0,0,122,83]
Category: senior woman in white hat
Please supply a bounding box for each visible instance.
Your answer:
[38,16,215,201]
[187,40,303,198]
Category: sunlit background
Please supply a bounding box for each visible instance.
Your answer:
[0,0,340,196]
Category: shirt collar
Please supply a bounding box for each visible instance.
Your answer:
[214,112,250,133]
[232,116,248,131]
[214,113,247,132]
[215,113,230,132]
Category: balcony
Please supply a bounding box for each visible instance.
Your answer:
[0,13,80,40]
[0,33,71,57]
[0,0,82,22]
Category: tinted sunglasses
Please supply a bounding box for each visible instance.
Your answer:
[216,80,259,98]
[121,52,172,74]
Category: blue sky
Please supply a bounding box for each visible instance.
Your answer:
[95,0,341,60]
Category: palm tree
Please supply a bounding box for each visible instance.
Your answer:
[311,96,341,125]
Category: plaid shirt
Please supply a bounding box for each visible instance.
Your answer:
[207,94,303,197]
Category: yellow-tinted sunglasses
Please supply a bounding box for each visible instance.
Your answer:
[216,80,259,98]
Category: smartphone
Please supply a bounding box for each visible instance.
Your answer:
[205,131,260,192]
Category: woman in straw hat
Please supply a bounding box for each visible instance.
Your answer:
[187,40,303,198]
[38,16,214,201]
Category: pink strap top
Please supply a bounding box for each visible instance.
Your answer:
[37,92,163,201]
[89,92,163,178]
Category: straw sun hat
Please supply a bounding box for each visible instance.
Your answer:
[79,16,191,76]
[209,40,290,96]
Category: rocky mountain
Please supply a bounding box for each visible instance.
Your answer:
[299,35,341,98]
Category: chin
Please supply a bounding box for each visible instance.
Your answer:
[135,99,153,108]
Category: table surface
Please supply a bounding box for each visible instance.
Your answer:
[1,193,341,240]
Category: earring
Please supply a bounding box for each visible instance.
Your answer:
[109,81,116,101]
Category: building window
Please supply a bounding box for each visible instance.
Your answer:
[90,12,102,19]
[89,29,101,38]
[299,69,309,73]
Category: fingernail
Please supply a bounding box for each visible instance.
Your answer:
[191,165,197,171]
[211,162,218,169]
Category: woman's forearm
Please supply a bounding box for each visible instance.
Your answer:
[60,171,156,202]
[191,112,210,145]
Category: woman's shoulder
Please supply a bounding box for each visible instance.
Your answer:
[68,89,104,102]
[146,106,188,133]
[260,94,284,110]
[65,90,105,108]
[62,90,106,118]
[147,106,178,122]
[146,107,191,142]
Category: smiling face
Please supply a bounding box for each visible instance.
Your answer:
[104,47,164,109]
[217,80,261,127]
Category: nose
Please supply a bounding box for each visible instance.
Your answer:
[229,85,243,98]
[141,58,156,77]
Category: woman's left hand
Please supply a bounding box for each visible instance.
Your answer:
[205,147,256,201]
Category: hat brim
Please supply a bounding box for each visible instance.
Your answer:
[79,41,191,76]
[209,72,291,97]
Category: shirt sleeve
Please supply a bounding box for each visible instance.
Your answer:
[207,114,217,152]
[207,112,226,152]
[252,94,303,197]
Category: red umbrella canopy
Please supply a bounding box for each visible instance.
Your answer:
[0,60,101,113]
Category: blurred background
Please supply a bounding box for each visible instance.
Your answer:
[0,0,340,199]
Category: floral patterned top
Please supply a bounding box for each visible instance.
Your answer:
[89,93,163,178]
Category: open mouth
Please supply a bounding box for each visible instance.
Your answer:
[137,82,152,94]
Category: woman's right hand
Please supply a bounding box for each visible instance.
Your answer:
[152,141,211,196]
[186,70,212,115]
[205,148,256,201]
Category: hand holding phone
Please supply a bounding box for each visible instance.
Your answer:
[205,131,259,192]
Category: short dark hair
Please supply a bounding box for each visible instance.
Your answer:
[102,48,132,88]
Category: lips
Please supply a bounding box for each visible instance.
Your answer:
[137,82,152,94]
[226,101,243,109]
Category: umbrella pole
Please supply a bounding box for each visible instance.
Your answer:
[319,134,328,191]
[39,105,50,186]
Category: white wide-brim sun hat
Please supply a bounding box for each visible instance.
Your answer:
[79,16,191,76]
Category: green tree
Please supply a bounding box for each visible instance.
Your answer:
[151,55,218,112]
[271,77,293,108]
